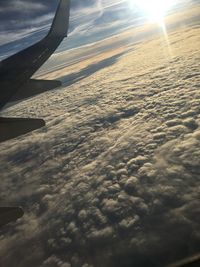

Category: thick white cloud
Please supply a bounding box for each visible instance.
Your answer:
[0,4,200,267]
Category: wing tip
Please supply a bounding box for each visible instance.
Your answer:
[48,0,71,39]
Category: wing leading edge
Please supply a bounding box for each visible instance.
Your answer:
[0,0,70,109]
[0,0,70,145]
[0,0,70,228]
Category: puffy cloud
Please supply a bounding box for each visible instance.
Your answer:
[0,5,200,267]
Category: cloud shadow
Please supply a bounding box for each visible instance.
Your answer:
[58,51,127,87]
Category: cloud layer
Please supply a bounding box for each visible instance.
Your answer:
[0,4,200,266]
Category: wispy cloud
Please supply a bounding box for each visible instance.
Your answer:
[0,0,196,58]
[0,0,46,13]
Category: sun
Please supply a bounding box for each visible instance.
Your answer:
[129,0,175,24]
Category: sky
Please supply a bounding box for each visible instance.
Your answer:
[0,6,200,264]
[0,1,200,266]
[0,0,196,59]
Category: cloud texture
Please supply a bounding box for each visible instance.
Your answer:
[0,4,200,266]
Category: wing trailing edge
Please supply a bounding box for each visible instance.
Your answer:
[0,0,70,228]
[0,117,45,143]
[0,0,70,109]
[0,207,24,227]
[0,0,70,144]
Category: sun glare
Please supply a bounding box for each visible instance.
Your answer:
[129,0,175,24]
[129,0,175,57]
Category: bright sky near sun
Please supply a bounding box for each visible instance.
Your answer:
[0,0,192,59]
[129,0,175,23]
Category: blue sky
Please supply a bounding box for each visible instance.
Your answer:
[0,0,195,59]
[0,0,141,57]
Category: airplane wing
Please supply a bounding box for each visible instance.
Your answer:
[0,117,45,143]
[0,0,70,109]
[0,207,24,228]
[0,0,70,145]
[167,253,200,267]
[0,0,71,227]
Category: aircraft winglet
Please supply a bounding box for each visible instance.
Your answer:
[0,0,71,109]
